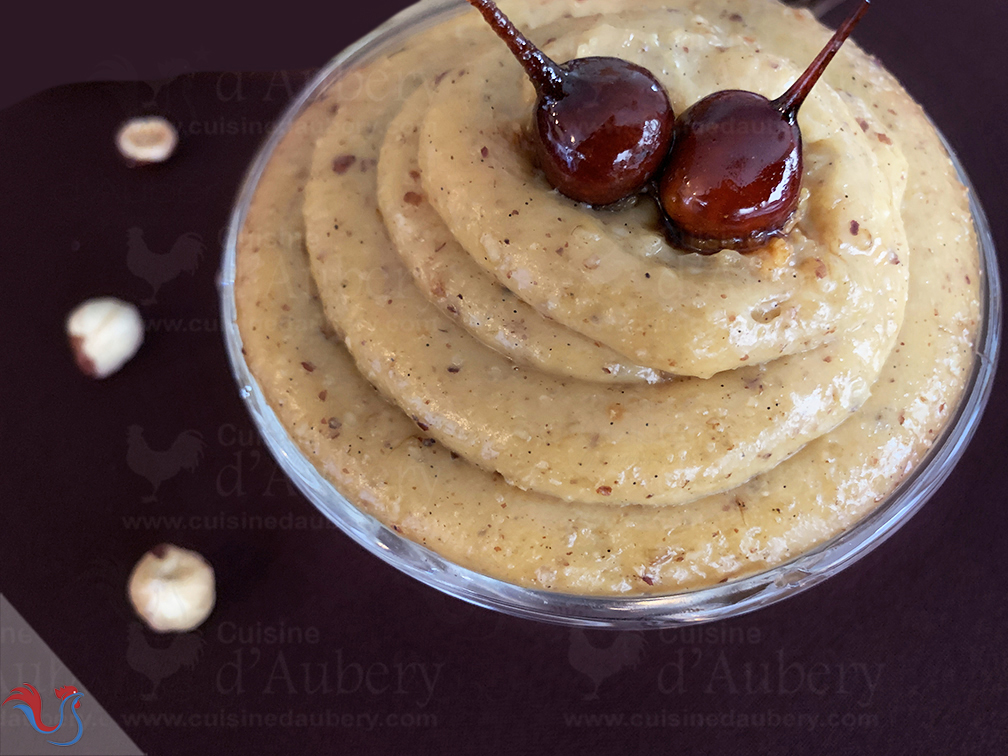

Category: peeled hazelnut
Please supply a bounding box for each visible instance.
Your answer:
[66,297,144,379]
[116,116,178,165]
[128,544,216,633]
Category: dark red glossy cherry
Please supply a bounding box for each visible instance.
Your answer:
[659,0,870,253]
[466,0,675,206]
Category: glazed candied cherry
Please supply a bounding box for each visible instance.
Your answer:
[466,0,675,206]
[659,0,871,253]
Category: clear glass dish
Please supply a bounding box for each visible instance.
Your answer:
[218,0,1002,628]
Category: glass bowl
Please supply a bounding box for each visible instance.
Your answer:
[219,0,1002,628]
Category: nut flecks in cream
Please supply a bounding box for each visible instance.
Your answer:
[235,0,980,594]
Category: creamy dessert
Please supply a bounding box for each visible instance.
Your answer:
[234,0,981,594]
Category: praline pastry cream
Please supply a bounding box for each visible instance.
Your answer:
[235,0,981,593]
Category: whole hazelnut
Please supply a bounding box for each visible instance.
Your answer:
[128,544,216,633]
[66,297,144,379]
[116,116,179,165]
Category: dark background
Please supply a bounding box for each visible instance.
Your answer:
[2,1,1006,754]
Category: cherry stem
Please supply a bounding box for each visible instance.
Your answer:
[774,0,870,118]
[465,0,565,97]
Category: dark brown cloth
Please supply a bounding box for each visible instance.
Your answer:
[1,1,1006,753]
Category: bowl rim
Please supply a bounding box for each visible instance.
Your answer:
[218,0,1003,628]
